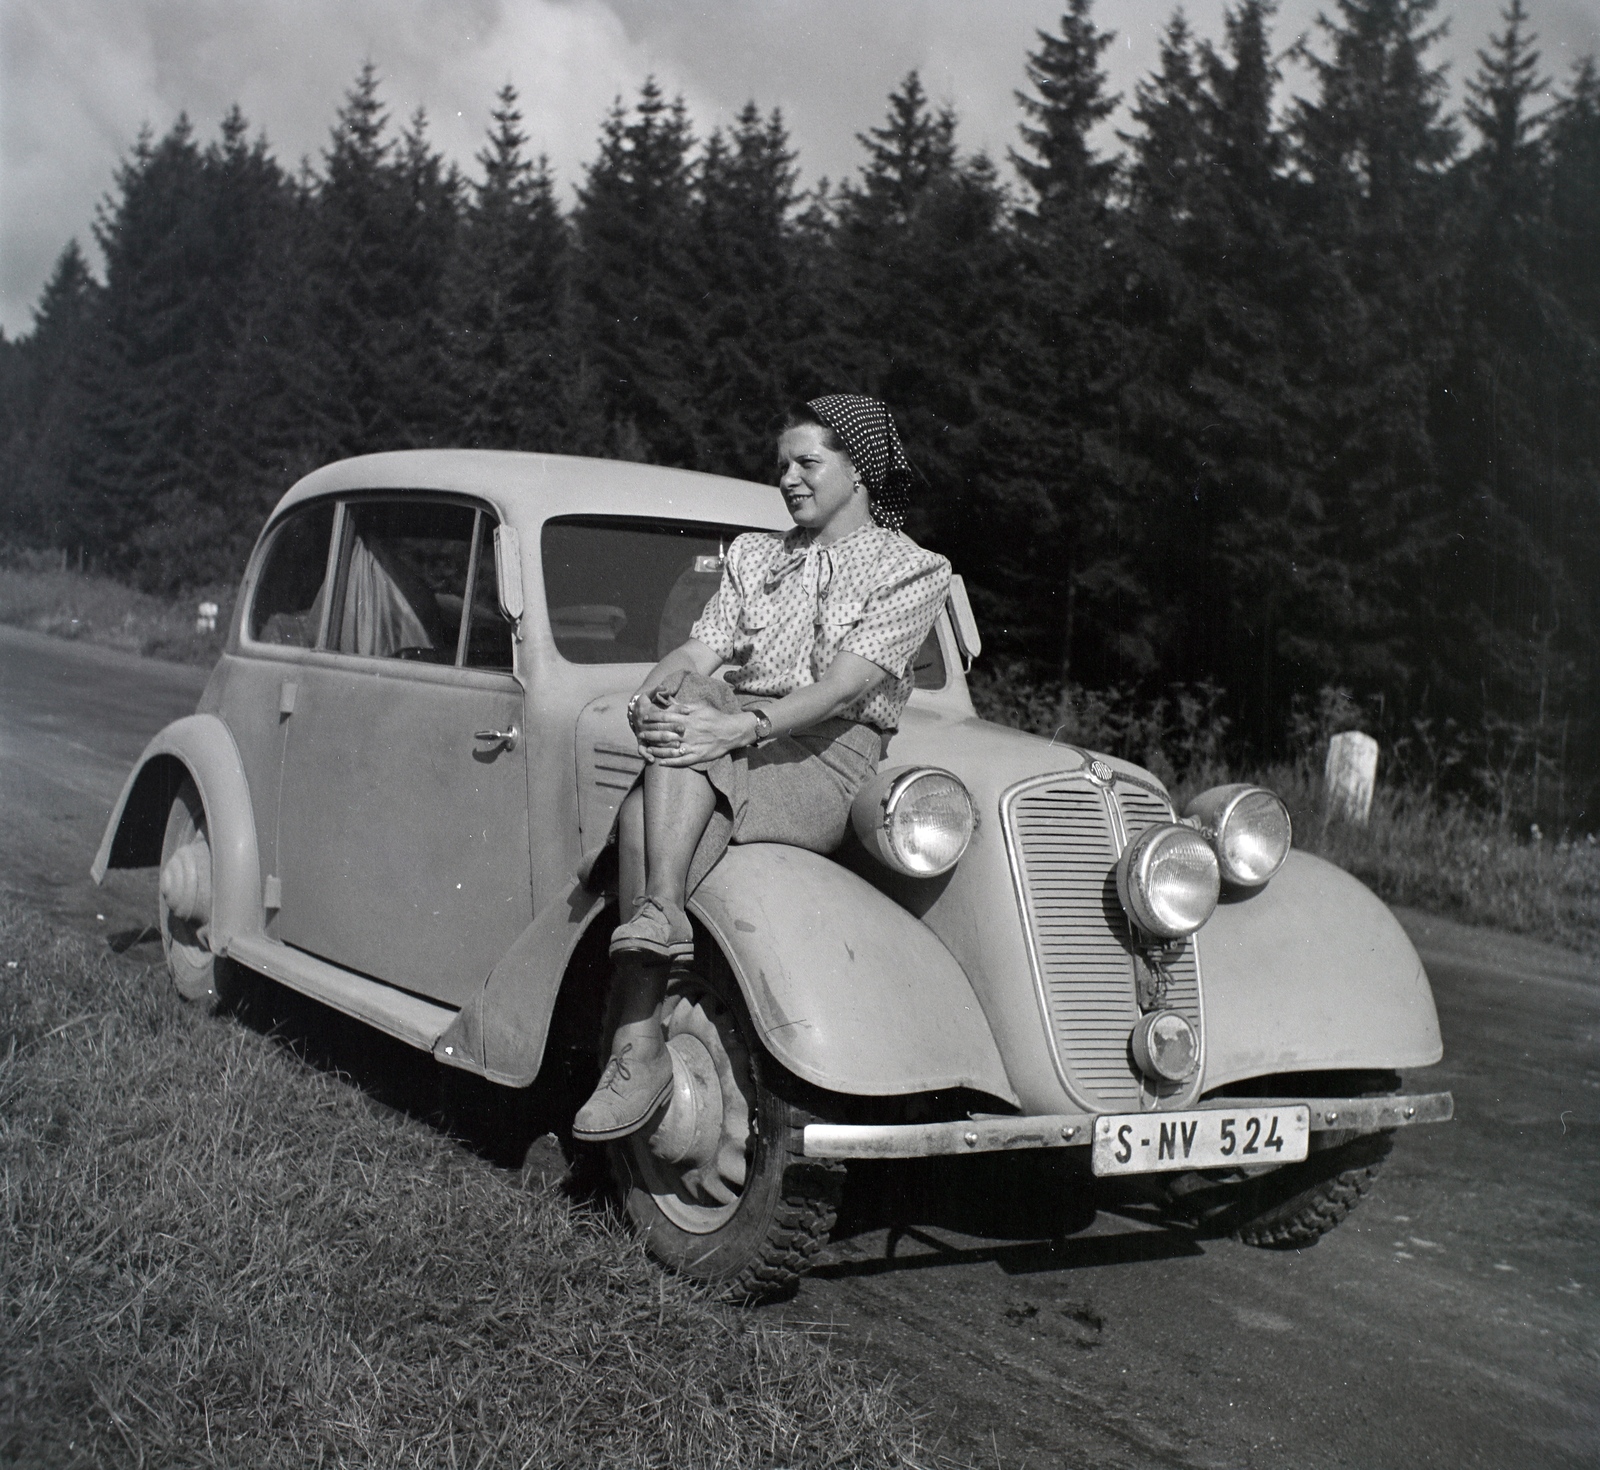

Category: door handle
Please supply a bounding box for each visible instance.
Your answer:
[473,725,519,751]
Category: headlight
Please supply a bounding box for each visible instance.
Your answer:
[1183,783,1292,887]
[851,766,977,877]
[1116,823,1220,939]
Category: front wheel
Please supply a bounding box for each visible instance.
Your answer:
[157,776,236,1007]
[606,959,844,1303]
[1232,1131,1394,1249]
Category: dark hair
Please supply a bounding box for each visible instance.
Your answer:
[777,404,849,459]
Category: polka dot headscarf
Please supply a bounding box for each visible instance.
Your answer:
[805,394,913,532]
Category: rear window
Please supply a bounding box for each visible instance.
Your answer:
[250,503,335,647]
[542,517,755,665]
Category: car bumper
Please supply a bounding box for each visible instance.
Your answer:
[801,1090,1454,1160]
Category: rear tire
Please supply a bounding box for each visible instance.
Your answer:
[158,777,236,1007]
[1233,1131,1393,1249]
[606,956,844,1303]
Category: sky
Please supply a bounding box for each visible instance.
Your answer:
[3,0,1599,338]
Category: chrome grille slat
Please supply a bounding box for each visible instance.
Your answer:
[1006,774,1204,1110]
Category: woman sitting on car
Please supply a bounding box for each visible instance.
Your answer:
[572,395,952,1141]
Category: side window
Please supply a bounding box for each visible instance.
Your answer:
[911,623,947,690]
[248,502,336,647]
[462,522,515,671]
[332,501,475,662]
[541,517,753,665]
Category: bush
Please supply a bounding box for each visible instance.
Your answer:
[970,660,1600,957]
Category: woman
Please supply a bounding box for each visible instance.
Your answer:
[572,395,951,1141]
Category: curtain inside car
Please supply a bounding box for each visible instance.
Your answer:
[337,533,445,657]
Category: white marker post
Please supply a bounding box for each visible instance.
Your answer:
[1324,731,1379,825]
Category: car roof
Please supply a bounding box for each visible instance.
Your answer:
[273,449,792,533]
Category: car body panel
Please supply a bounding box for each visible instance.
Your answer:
[92,714,263,952]
[689,843,1019,1103]
[1193,850,1443,1087]
[272,658,531,1003]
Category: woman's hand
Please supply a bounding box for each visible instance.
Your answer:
[636,697,755,767]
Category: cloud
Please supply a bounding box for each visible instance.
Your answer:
[0,0,684,334]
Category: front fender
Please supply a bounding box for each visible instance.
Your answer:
[90,714,264,952]
[445,847,1020,1105]
[690,844,1019,1104]
[1199,850,1443,1089]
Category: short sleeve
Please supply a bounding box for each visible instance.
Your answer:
[688,538,746,660]
[840,551,951,679]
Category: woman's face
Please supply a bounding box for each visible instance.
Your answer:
[776,423,864,535]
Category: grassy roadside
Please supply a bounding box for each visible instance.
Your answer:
[0,559,230,666]
[1220,762,1600,960]
[0,899,949,1470]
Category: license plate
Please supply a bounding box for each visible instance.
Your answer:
[1091,1105,1310,1176]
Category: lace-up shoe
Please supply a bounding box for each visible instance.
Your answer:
[571,1042,675,1141]
[609,895,694,962]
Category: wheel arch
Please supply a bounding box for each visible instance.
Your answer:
[439,845,1020,1108]
[91,714,264,951]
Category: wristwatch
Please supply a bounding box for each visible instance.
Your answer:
[749,707,773,743]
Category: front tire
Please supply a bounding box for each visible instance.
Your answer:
[606,958,844,1303]
[158,777,235,1007]
[1233,1131,1394,1249]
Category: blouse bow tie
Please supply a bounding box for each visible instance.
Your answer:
[763,542,834,594]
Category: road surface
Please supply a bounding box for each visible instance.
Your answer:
[2,624,1595,1469]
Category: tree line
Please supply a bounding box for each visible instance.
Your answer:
[1,0,1596,822]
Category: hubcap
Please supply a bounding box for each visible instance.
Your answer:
[622,979,753,1233]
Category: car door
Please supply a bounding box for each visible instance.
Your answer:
[272,495,530,1005]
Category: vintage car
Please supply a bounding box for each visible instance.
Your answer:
[94,450,1452,1300]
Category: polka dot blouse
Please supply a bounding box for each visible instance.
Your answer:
[691,524,952,732]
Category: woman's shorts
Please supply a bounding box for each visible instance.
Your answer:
[650,670,885,894]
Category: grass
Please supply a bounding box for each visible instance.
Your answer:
[0,899,952,1470]
[1237,762,1600,959]
[0,557,229,665]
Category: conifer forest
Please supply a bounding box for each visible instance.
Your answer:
[2,0,1596,822]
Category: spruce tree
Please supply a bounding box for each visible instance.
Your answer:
[69,117,219,583]
[1286,0,1460,714]
[572,78,701,465]
[301,66,460,458]
[446,85,572,451]
[831,73,1015,569]
[693,103,806,477]
[986,5,1126,684]
[0,241,98,547]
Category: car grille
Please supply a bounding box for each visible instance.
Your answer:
[1005,774,1203,1111]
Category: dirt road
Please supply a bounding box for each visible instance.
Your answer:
[3,625,1595,1469]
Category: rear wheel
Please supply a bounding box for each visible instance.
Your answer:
[1232,1131,1394,1249]
[606,959,844,1302]
[157,777,235,1006]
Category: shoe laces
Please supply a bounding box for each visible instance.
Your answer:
[630,895,673,926]
[598,1042,636,1093]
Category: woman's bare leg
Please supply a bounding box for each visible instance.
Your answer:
[605,764,717,1060]
[642,759,717,909]
[611,786,667,1056]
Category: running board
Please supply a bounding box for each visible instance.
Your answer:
[224,934,458,1051]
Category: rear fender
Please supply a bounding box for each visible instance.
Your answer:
[1199,850,1443,1089]
[441,846,1020,1106]
[91,714,264,951]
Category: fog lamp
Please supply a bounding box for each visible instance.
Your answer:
[1131,1009,1199,1083]
[1116,822,1220,939]
[1183,783,1292,887]
[851,766,977,877]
